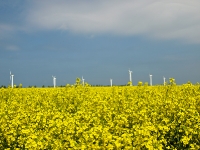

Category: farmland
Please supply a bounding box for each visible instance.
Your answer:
[0,83,200,149]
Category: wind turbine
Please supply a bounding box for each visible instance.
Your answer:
[10,71,14,88]
[82,76,85,86]
[110,79,112,87]
[163,76,166,86]
[149,74,152,86]
[128,69,132,86]
[52,76,56,88]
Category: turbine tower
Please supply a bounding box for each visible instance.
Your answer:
[10,71,14,88]
[110,79,112,87]
[149,74,152,86]
[52,76,56,88]
[82,76,85,86]
[128,69,132,86]
[163,76,166,86]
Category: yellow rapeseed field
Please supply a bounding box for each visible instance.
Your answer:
[0,83,200,149]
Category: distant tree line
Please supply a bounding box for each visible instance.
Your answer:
[1,79,199,88]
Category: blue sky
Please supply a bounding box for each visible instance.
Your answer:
[0,0,200,87]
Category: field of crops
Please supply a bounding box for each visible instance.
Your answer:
[0,83,200,149]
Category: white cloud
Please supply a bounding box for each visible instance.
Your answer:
[26,0,200,43]
[0,24,14,39]
[6,45,19,51]
[0,24,13,32]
